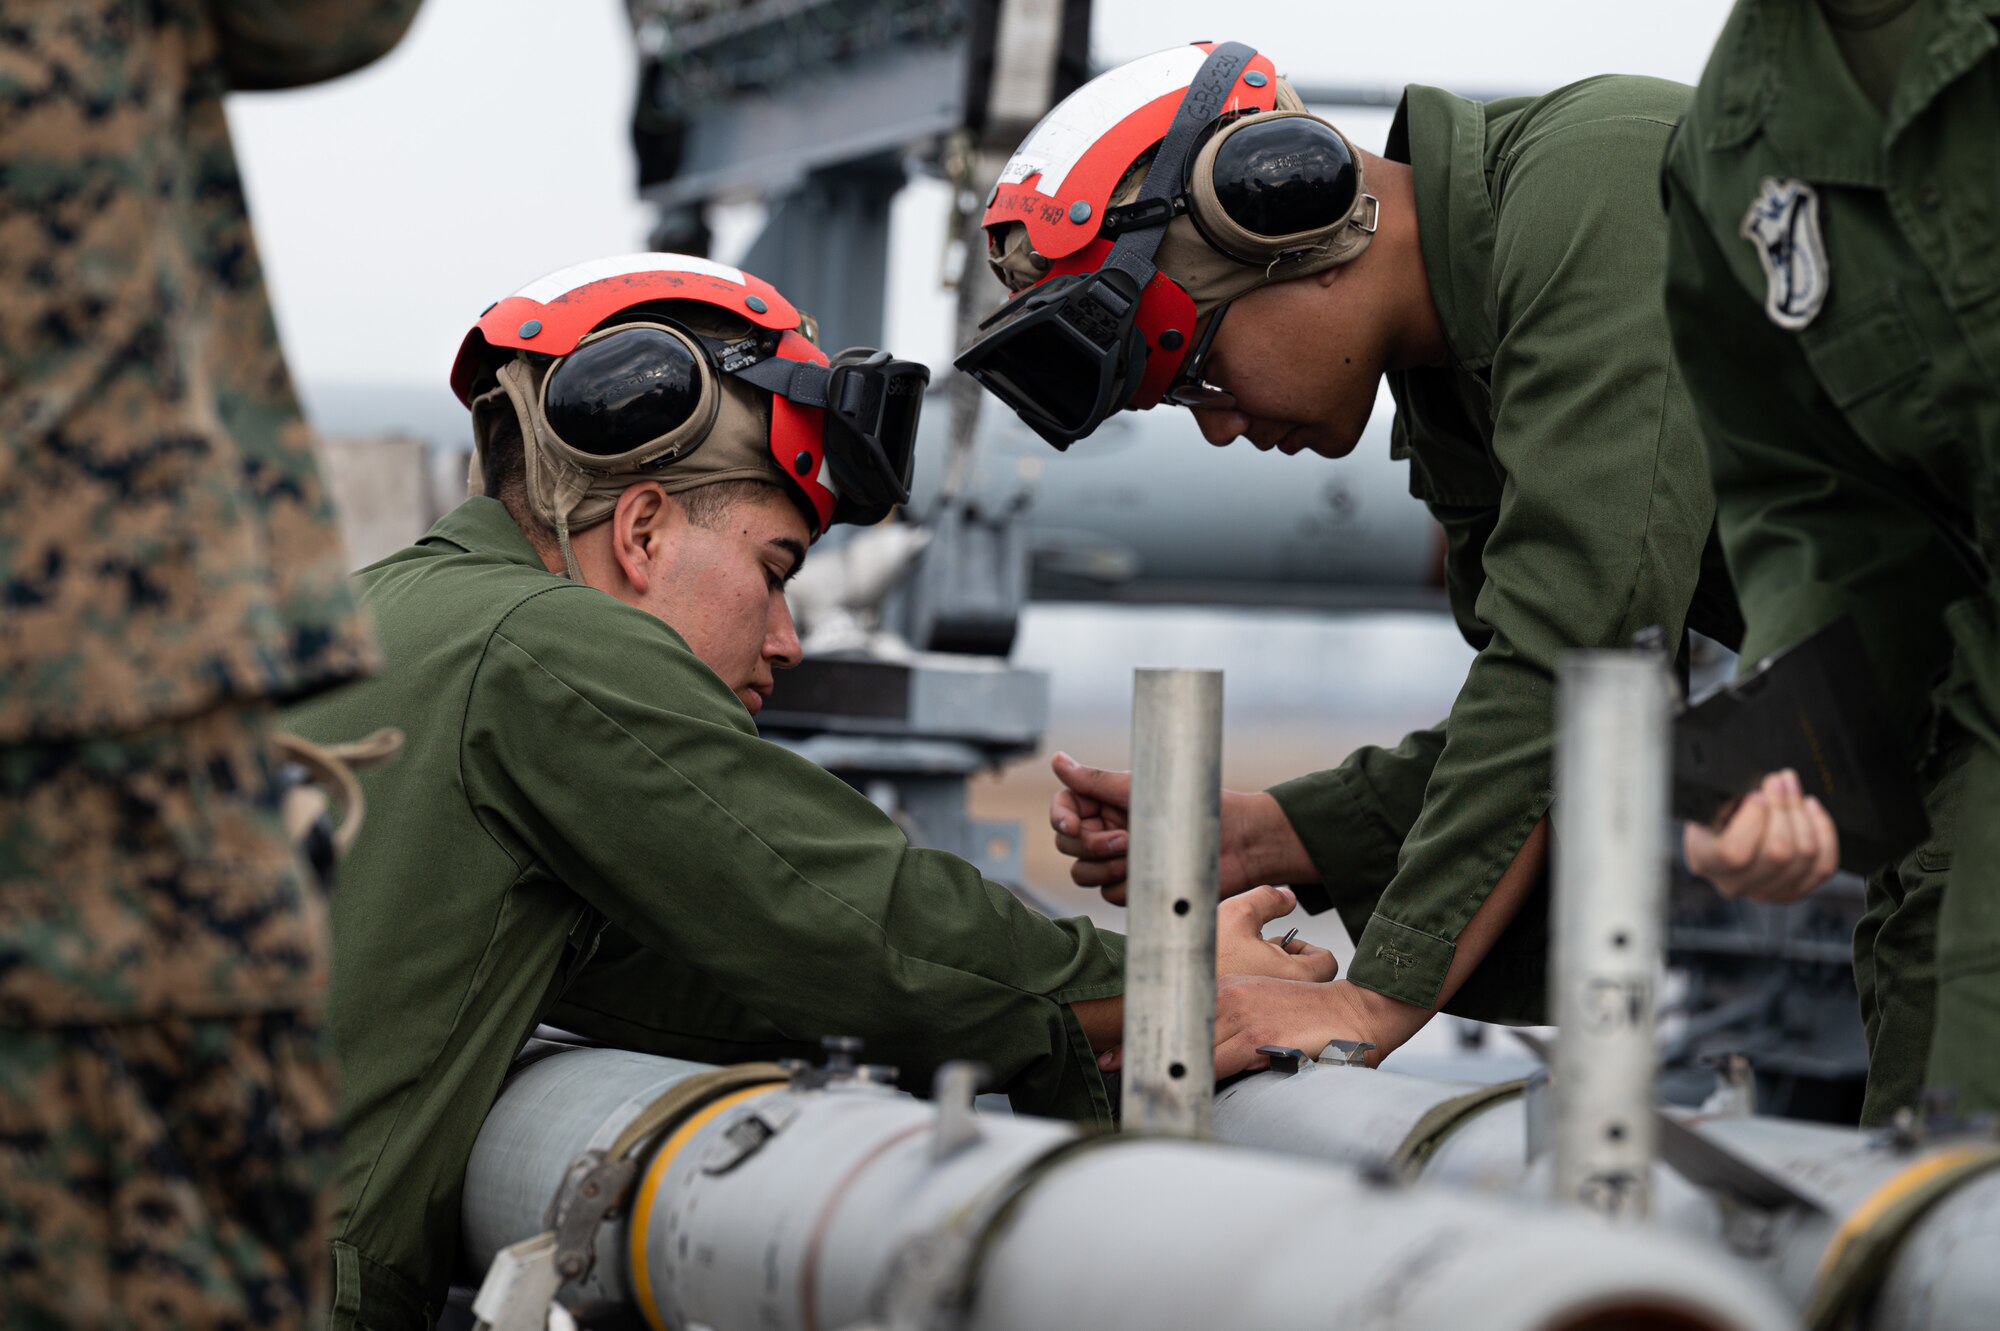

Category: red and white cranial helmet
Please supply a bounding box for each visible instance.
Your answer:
[453,253,928,555]
[451,253,844,537]
[959,42,1375,448]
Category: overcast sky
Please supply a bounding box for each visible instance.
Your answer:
[227,0,1739,395]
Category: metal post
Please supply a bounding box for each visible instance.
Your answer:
[1121,668,1223,1137]
[1551,652,1672,1221]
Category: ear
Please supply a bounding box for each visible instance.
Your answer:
[609,482,680,595]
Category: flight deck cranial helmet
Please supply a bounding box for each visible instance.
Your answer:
[450,253,929,576]
[956,41,1379,450]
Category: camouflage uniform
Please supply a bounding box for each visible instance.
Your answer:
[0,3,415,1325]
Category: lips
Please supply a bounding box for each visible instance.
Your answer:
[743,683,773,715]
[1247,425,1302,453]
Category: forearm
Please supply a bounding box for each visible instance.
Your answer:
[1346,815,1549,1057]
[1234,791,1318,886]
[1071,995,1122,1054]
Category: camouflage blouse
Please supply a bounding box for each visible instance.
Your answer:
[0,0,419,742]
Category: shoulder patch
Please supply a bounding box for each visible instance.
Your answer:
[1739,177,1829,330]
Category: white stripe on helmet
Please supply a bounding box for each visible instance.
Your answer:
[512,252,749,305]
[997,45,1208,198]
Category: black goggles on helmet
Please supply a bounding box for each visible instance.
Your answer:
[539,321,928,525]
[737,346,930,523]
[955,266,1152,450]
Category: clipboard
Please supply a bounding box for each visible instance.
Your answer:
[1671,617,1927,876]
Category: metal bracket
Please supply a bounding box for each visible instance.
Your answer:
[1655,1112,1825,1215]
[1099,194,1187,236]
[545,1152,639,1283]
[1315,1039,1377,1068]
[932,1061,990,1161]
[701,1098,801,1175]
[1523,1066,1552,1165]
[1256,1045,1308,1075]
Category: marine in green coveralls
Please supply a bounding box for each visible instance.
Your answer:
[287,254,1332,1329]
[1663,0,2000,1119]
[961,43,1839,1075]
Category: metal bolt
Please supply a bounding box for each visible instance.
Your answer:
[581,1180,599,1198]
[1069,200,1092,224]
[793,450,814,476]
[558,1254,585,1278]
[745,295,769,314]
[518,319,542,339]
[1160,329,1185,351]
[1245,70,1268,88]
[822,1034,863,1075]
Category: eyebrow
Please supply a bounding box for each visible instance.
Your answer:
[768,536,807,579]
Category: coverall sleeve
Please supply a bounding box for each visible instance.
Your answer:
[464,588,1126,1123]
[1266,724,1446,932]
[211,0,423,90]
[1337,117,1719,1014]
[1661,159,1983,754]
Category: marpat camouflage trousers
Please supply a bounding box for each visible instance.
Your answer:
[1,700,338,1327]
[0,1013,337,1330]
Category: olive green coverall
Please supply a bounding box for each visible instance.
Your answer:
[1270,79,1743,1023]
[287,499,1125,1330]
[1662,0,2000,1119]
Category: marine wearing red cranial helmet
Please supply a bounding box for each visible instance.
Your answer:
[958,42,1378,449]
[452,253,929,574]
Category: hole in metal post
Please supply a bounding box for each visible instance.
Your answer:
[1611,931,1629,948]
[1173,899,1190,915]
[1169,1062,1187,1079]
[1606,1122,1626,1141]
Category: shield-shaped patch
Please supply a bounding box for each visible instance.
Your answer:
[1739,177,1830,330]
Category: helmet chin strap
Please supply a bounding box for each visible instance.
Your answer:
[497,359,591,581]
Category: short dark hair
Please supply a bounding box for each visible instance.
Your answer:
[475,398,778,543]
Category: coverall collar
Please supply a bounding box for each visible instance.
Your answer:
[1387,85,1499,373]
[420,496,558,571]
[1705,0,1999,179]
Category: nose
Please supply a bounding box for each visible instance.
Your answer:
[767,592,803,670]
[1192,407,1247,447]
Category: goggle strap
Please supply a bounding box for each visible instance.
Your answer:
[1101,40,1258,283]
[731,355,833,411]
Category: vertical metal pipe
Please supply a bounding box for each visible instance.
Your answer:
[1552,652,1671,1221]
[1122,668,1224,1137]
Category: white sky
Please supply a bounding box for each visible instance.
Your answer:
[228,0,1738,392]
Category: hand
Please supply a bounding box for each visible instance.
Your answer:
[1684,768,1839,903]
[1048,752,1313,905]
[1216,886,1340,984]
[1092,886,1339,1073]
[1213,976,1416,1078]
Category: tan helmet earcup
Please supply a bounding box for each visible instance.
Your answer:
[1186,110,1374,269]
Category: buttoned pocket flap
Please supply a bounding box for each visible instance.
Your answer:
[1799,287,1929,409]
